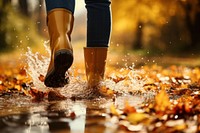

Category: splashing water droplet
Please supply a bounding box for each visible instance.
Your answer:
[25,47,49,90]
[25,43,153,100]
[25,42,96,98]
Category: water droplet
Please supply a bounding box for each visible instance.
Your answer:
[25,43,148,99]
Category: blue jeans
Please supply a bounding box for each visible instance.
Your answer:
[45,0,111,47]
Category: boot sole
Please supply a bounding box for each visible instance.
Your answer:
[44,49,73,87]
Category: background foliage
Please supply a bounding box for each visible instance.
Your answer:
[0,0,200,55]
[112,0,200,54]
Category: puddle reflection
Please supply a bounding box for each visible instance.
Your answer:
[0,99,109,133]
[0,94,144,133]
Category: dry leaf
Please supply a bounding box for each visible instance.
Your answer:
[154,89,171,114]
[127,113,148,125]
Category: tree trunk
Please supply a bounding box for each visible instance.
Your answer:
[190,12,200,48]
[18,0,29,16]
[3,0,11,6]
[180,1,200,49]
[0,0,11,51]
[133,21,143,50]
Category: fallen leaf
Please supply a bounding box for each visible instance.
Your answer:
[127,113,148,125]
[38,74,45,82]
[154,89,171,114]
[48,90,66,101]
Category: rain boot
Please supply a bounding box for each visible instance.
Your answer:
[84,47,108,88]
[44,9,74,87]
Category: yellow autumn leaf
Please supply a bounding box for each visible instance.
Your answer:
[155,89,171,113]
[174,124,187,131]
[110,104,119,116]
[127,113,148,125]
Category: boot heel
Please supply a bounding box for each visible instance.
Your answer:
[54,49,73,70]
[44,49,73,87]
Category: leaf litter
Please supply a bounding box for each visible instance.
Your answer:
[0,48,200,132]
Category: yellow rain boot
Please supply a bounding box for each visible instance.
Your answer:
[44,9,74,87]
[84,47,108,88]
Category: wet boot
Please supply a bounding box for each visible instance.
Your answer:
[84,47,108,88]
[44,9,74,87]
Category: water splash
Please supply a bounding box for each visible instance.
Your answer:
[25,42,95,98]
[103,64,145,94]
[25,41,50,91]
[25,43,153,100]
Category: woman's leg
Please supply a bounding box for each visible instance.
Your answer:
[44,0,75,87]
[45,0,75,14]
[85,0,111,47]
[84,0,112,89]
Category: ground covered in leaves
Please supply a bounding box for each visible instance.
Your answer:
[0,54,200,132]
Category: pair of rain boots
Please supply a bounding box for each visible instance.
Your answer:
[44,9,108,88]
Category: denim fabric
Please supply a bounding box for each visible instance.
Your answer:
[45,0,75,14]
[85,0,111,47]
[45,0,111,47]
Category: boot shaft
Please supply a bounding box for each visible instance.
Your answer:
[84,47,108,87]
[47,9,74,51]
[44,9,74,87]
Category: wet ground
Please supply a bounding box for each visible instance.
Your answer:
[0,91,145,133]
[0,46,145,133]
[1,45,200,133]
[0,94,110,133]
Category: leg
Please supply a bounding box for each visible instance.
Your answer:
[45,0,75,14]
[44,0,75,87]
[84,0,112,89]
[85,0,111,47]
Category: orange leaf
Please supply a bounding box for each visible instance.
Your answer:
[38,74,45,82]
[155,89,171,114]
[123,101,136,114]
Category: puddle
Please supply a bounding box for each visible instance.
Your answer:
[0,97,119,133]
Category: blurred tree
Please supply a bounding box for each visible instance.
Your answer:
[18,0,29,16]
[0,0,44,52]
[179,0,200,49]
[2,0,11,5]
[112,0,166,50]
[112,0,200,53]
[0,0,11,51]
[134,21,143,49]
